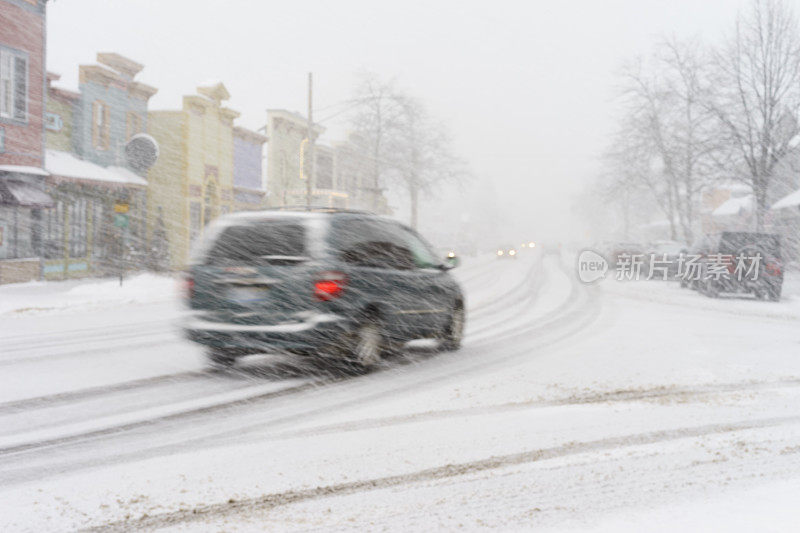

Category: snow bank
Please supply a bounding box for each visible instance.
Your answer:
[0,273,177,316]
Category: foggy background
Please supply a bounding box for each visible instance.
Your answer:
[47,0,746,244]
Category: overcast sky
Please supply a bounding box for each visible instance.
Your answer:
[47,0,747,241]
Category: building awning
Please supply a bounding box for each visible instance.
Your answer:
[0,165,50,177]
[0,179,55,208]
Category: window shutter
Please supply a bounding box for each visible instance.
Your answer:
[92,102,99,147]
[13,56,26,121]
[0,52,11,118]
[103,104,109,149]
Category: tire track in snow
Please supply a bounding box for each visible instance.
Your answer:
[0,379,321,456]
[0,331,180,366]
[0,318,170,348]
[85,413,800,532]
[467,258,544,331]
[268,378,800,440]
[0,371,207,414]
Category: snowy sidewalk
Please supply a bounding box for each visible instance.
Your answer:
[0,273,178,317]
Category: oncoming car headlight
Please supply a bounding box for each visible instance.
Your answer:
[497,250,504,256]
[509,249,516,256]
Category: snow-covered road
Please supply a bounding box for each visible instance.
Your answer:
[1,251,800,532]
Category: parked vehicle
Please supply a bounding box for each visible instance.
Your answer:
[645,240,686,279]
[182,209,465,369]
[608,242,644,267]
[687,232,783,301]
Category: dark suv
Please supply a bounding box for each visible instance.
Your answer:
[182,210,465,369]
[685,231,783,301]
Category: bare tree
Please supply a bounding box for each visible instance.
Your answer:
[601,129,662,239]
[348,74,468,228]
[711,0,800,229]
[347,73,406,212]
[615,39,719,243]
[387,96,468,229]
[657,39,722,242]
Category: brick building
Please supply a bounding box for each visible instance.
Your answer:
[0,0,53,283]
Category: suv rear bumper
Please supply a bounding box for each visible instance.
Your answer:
[183,312,349,352]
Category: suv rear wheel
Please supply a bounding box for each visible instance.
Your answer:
[333,318,387,372]
[206,347,237,368]
[353,321,383,367]
[767,284,782,302]
[703,279,719,298]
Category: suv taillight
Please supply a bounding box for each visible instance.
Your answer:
[765,261,782,277]
[314,271,346,301]
[180,275,195,300]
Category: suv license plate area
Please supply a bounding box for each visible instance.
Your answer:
[227,286,269,304]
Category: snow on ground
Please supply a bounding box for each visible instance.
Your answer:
[1,253,799,531]
[0,272,177,316]
[0,272,204,402]
[577,477,800,533]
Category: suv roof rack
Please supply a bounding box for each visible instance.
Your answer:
[267,205,375,215]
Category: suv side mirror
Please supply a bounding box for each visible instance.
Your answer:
[442,253,460,270]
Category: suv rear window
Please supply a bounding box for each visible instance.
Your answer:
[719,232,781,259]
[204,222,306,266]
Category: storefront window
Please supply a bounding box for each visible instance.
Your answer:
[92,200,108,260]
[69,198,88,258]
[44,201,64,259]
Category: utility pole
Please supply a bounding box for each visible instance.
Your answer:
[306,72,314,209]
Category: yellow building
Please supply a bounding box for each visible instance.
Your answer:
[147,82,239,269]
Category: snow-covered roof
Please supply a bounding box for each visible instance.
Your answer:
[712,195,752,217]
[0,165,50,177]
[771,188,800,210]
[45,150,147,187]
